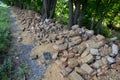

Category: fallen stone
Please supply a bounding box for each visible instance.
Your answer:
[86,39,97,48]
[59,43,68,51]
[53,45,59,51]
[78,42,86,54]
[68,58,79,68]
[60,69,70,77]
[90,48,100,56]
[101,57,108,65]
[56,39,64,45]
[81,54,94,63]
[71,36,81,41]
[72,25,79,30]
[81,63,94,74]
[61,57,67,62]
[81,48,89,57]
[110,37,118,41]
[93,60,103,69]
[17,36,22,42]
[96,56,101,60]
[93,75,99,80]
[65,67,73,73]
[86,30,94,38]
[52,53,58,60]
[111,43,119,56]
[60,62,68,69]
[68,52,75,58]
[106,56,115,64]
[96,34,105,41]
[75,67,86,75]
[99,46,112,56]
[31,55,38,60]
[69,71,84,80]
[111,62,120,70]
[82,34,89,41]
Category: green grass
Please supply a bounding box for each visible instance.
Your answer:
[0,6,11,53]
[0,4,13,80]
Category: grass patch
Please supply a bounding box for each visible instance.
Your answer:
[0,7,11,54]
[0,4,13,80]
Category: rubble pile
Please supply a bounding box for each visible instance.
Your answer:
[12,7,120,80]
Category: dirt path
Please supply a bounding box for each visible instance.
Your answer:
[9,8,45,80]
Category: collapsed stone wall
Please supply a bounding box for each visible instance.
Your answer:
[12,7,120,80]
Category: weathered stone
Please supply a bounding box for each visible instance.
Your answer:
[65,67,73,73]
[111,43,119,56]
[75,67,86,74]
[102,64,109,70]
[69,30,77,37]
[53,45,59,51]
[81,54,94,63]
[82,34,89,41]
[90,48,100,56]
[71,36,81,41]
[86,39,96,48]
[17,36,22,42]
[59,43,68,51]
[93,60,103,69]
[86,30,94,38]
[111,62,120,70]
[97,41,105,48]
[110,37,118,41]
[78,42,86,54]
[63,50,68,57]
[68,52,75,58]
[99,46,112,56]
[60,69,70,77]
[68,58,79,68]
[56,39,64,45]
[101,57,108,65]
[52,53,58,59]
[86,39,105,48]
[81,48,90,57]
[60,62,68,69]
[72,25,79,30]
[96,34,105,41]
[68,42,75,48]
[93,75,99,80]
[31,55,38,60]
[106,56,115,64]
[96,56,101,60]
[81,63,94,74]
[61,57,67,62]
[69,71,84,80]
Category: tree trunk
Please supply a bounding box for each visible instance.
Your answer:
[68,0,73,30]
[91,15,96,30]
[91,0,101,30]
[78,0,87,27]
[74,1,80,24]
[96,18,104,34]
[42,0,57,21]
[43,0,48,19]
[49,0,57,19]
[19,0,23,9]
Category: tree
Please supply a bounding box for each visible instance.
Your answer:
[68,0,88,29]
[41,0,57,21]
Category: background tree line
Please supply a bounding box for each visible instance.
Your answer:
[1,0,120,37]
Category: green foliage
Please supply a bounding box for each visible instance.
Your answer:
[0,58,13,80]
[55,0,69,24]
[15,65,30,79]
[0,7,11,53]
